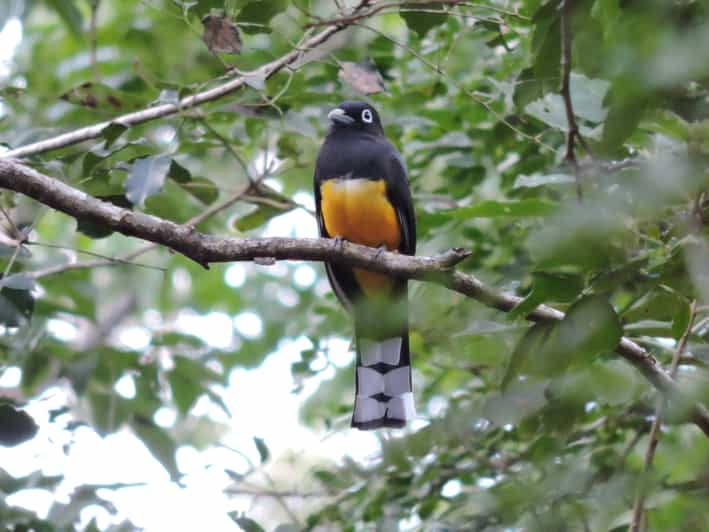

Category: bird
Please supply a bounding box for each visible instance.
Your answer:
[313,101,416,430]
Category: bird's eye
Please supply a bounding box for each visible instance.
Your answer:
[361,109,373,123]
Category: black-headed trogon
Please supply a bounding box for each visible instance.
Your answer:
[314,101,416,430]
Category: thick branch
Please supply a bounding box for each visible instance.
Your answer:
[0,1,371,160]
[0,159,708,437]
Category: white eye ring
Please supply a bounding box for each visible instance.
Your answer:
[361,109,373,123]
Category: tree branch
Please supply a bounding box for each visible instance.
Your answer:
[629,300,698,532]
[0,0,372,160]
[559,0,585,202]
[1,158,708,437]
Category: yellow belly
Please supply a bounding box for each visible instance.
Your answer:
[320,178,401,297]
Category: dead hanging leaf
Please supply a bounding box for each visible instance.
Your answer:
[338,60,386,95]
[60,82,145,111]
[201,11,242,54]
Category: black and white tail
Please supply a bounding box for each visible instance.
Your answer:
[351,330,415,430]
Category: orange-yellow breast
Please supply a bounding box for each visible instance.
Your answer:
[320,178,400,297]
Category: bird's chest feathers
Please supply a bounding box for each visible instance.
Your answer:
[320,178,400,250]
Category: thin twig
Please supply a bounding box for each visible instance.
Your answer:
[196,117,253,182]
[24,241,166,272]
[559,0,583,202]
[304,0,526,28]
[0,202,22,240]
[2,243,22,279]
[226,487,326,498]
[89,0,100,82]
[629,300,697,532]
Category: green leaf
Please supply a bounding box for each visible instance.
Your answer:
[125,155,172,206]
[0,285,34,326]
[21,351,51,394]
[591,0,622,39]
[131,416,180,481]
[166,160,218,204]
[312,469,338,486]
[506,296,622,382]
[400,2,447,36]
[525,75,608,132]
[167,357,220,415]
[168,367,204,417]
[527,205,629,270]
[560,295,623,363]
[586,360,639,406]
[234,205,286,231]
[253,436,269,464]
[45,0,84,39]
[237,0,288,34]
[529,2,560,90]
[484,379,548,426]
[447,199,557,219]
[167,159,192,183]
[513,67,545,109]
[501,322,555,390]
[509,272,585,319]
[232,516,266,532]
[180,177,219,205]
[599,83,649,154]
[100,123,128,147]
[671,298,691,340]
[82,150,105,176]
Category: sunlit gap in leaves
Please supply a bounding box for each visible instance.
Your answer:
[46,318,78,342]
[0,365,21,387]
[175,310,234,349]
[116,325,151,351]
[154,406,177,428]
[3,399,238,529]
[114,373,136,399]
[0,16,26,127]
[0,17,22,79]
[233,311,262,339]
[441,478,463,498]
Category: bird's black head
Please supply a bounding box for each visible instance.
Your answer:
[327,101,383,134]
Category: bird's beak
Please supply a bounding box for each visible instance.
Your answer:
[327,108,355,125]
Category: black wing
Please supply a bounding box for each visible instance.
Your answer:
[385,144,416,257]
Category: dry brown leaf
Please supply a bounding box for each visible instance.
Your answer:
[338,61,386,94]
[201,11,242,55]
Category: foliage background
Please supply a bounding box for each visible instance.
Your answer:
[1,0,708,530]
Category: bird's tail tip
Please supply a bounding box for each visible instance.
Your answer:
[351,390,416,430]
[351,334,414,430]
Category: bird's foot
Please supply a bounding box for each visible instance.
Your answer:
[374,244,388,261]
[333,235,346,252]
